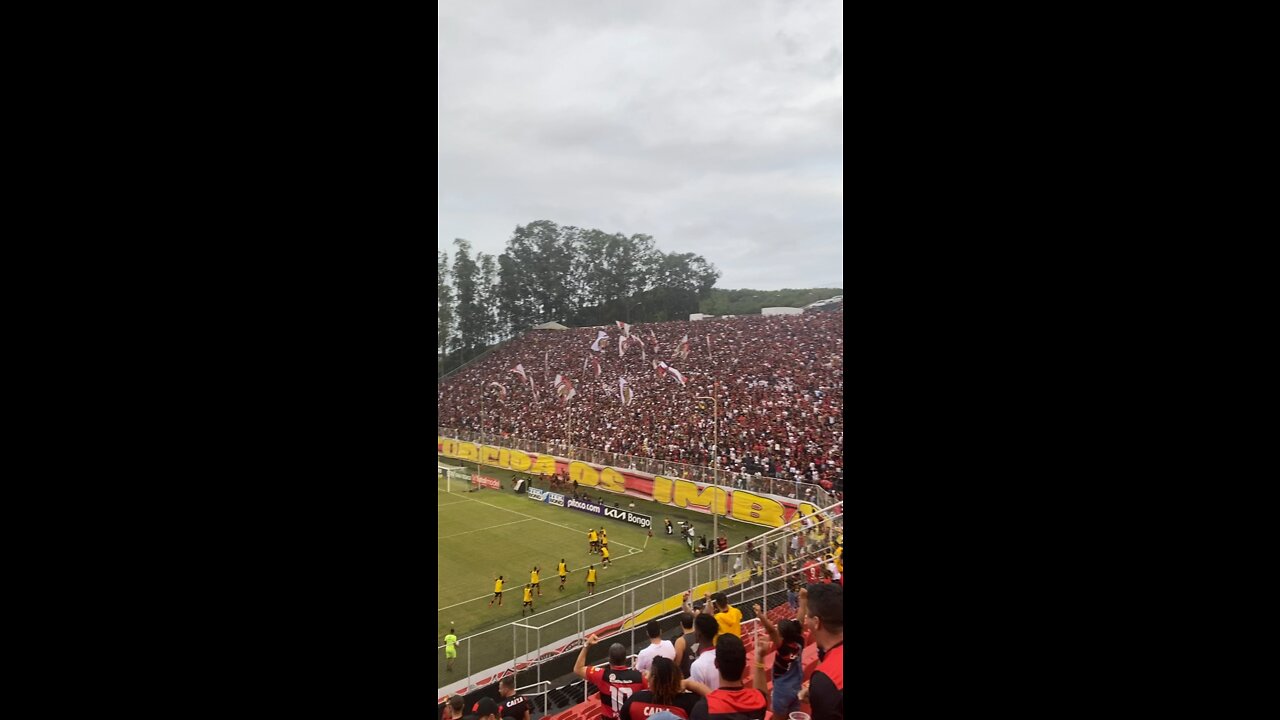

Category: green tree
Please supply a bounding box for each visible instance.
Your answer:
[475,252,498,346]
[453,238,484,360]
[438,250,454,375]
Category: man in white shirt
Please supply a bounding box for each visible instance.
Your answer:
[633,619,677,679]
[687,613,721,690]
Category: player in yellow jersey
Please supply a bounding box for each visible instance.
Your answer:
[588,529,598,554]
[601,543,611,568]
[586,564,597,595]
[489,575,504,606]
[530,566,542,596]
[521,584,534,616]
[558,559,568,591]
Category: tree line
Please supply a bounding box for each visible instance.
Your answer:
[438,220,720,376]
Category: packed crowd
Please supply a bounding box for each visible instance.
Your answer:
[437,311,844,498]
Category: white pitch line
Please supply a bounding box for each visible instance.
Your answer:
[445,491,644,552]
[438,592,497,611]
[439,518,531,538]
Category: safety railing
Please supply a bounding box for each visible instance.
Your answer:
[436,499,843,696]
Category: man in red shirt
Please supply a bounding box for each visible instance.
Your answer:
[798,583,843,720]
[803,554,823,585]
[689,634,766,720]
[574,633,647,719]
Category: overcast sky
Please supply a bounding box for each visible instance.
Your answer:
[438,0,842,291]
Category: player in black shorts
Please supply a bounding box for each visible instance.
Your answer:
[521,584,534,616]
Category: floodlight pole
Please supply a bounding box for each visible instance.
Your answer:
[695,389,719,574]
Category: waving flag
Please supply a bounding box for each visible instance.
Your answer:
[592,355,602,378]
[556,375,577,405]
[511,364,538,400]
[706,335,712,355]
[615,321,633,338]
[619,376,634,407]
[647,328,658,351]
[487,382,508,402]
[590,330,609,353]
[672,334,690,361]
[510,364,529,383]
[657,361,687,386]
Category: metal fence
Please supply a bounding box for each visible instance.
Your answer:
[436,499,843,696]
[438,427,838,508]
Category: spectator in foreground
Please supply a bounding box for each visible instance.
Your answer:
[635,619,677,680]
[689,634,766,720]
[619,656,707,720]
[575,633,647,719]
[750,602,806,717]
[687,613,721,691]
[797,583,843,720]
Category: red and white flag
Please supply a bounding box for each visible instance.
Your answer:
[556,374,577,404]
[619,377,634,407]
[657,361,686,386]
[647,328,658,352]
[590,330,609,353]
[706,335,712,355]
[487,382,508,402]
[672,334,690,361]
[510,364,529,383]
[511,364,537,400]
[592,355,602,378]
[615,321,633,338]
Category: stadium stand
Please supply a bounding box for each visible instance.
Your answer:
[541,605,819,720]
[438,311,844,498]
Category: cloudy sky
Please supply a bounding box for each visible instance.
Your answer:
[438,0,843,291]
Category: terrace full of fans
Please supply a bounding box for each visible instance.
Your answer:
[437,311,843,497]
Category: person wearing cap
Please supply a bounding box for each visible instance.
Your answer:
[574,633,647,719]
[442,695,465,720]
[462,696,500,720]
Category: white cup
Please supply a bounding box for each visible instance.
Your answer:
[789,713,811,720]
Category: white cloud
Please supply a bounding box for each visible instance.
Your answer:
[438,0,843,291]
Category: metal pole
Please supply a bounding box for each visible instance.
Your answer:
[762,539,768,615]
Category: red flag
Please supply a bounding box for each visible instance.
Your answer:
[592,355,602,378]
[487,382,508,402]
[615,321,632,338]
[619,376,634,407]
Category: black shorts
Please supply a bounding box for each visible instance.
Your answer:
[523,600,532,606]
[494,591,502,598]
[588,581,595,587]
[559,575,567,581]
[531,582,540,589]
